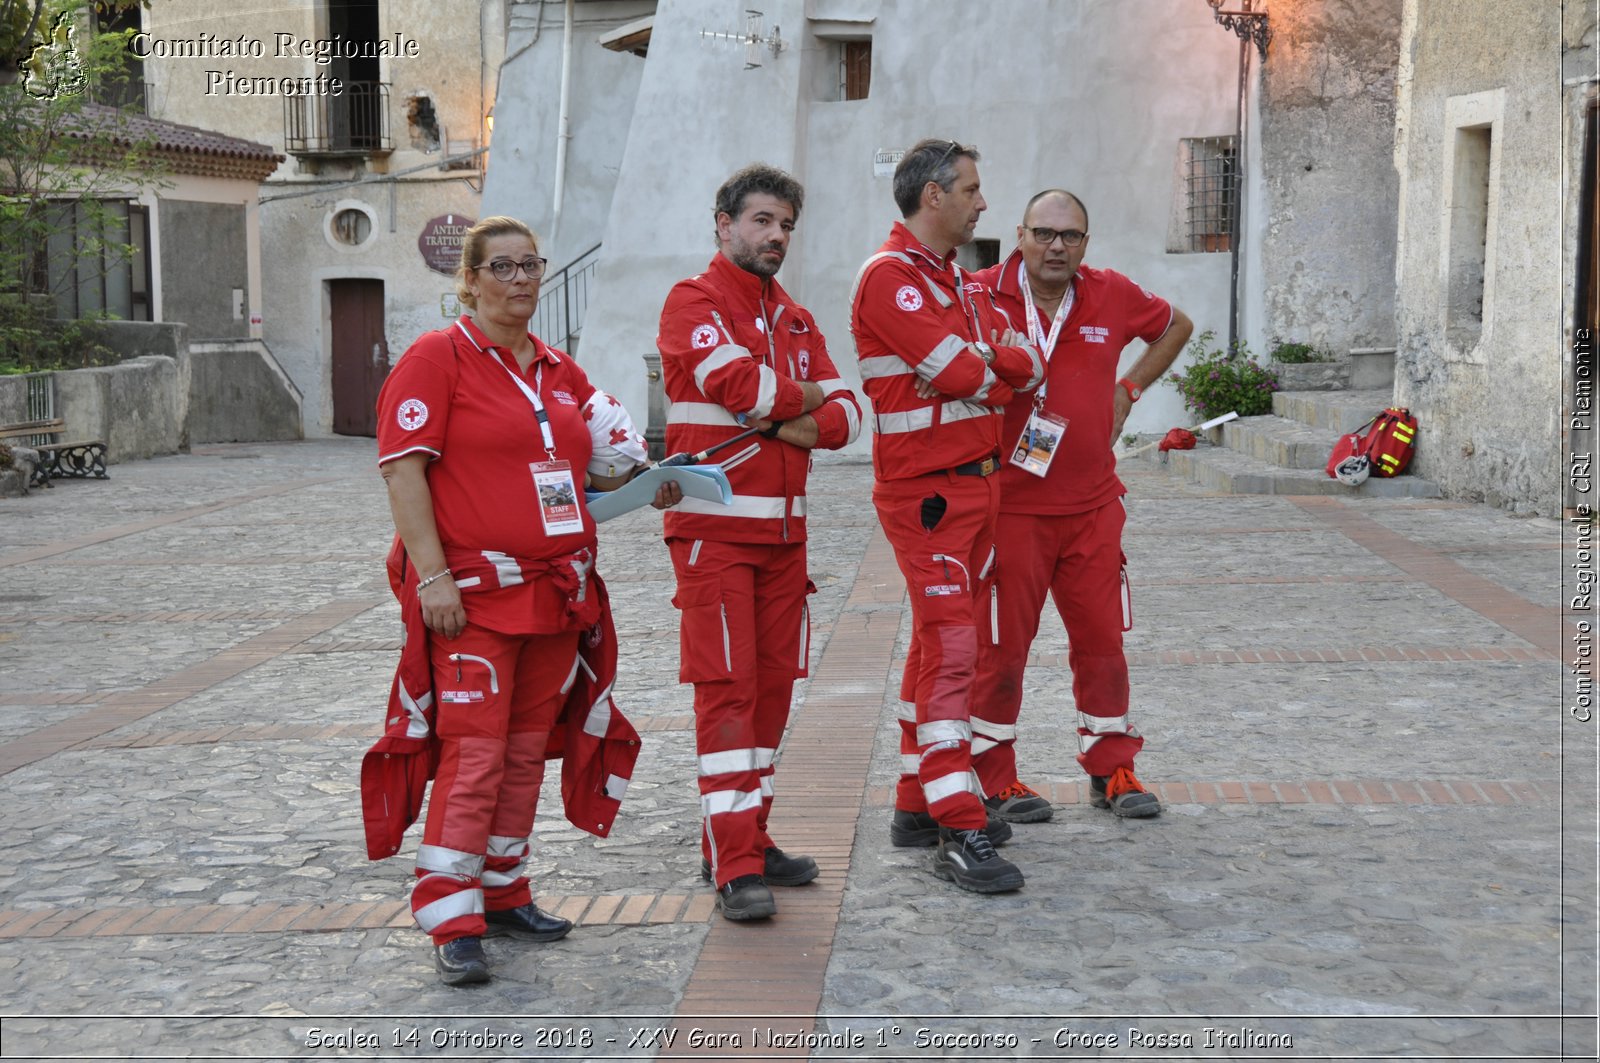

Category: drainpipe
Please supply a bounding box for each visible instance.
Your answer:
[552,0,574,240]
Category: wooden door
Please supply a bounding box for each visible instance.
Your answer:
[330,278,388,437]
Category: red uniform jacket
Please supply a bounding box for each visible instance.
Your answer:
[849,221,1043,481]
[657,252,861,544]
[360,539,641,860]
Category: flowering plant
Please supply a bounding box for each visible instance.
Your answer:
[1167,330,1279,418]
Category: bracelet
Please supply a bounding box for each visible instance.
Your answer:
[760,421,784,439]
[416,568,452,593]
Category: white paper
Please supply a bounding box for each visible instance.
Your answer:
[585,464,733,523]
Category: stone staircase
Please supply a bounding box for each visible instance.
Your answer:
[1142,347,1441,498]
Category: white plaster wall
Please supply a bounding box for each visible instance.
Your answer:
[560,0,1240,441]
[1392,0,1575,515]
[482,0,657,266]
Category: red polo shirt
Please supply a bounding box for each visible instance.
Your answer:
[376,316,599,633]
[973,252,1173,515]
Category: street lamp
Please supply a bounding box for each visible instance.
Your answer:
[1207,0,1272,59]
[1205,0,1271,357]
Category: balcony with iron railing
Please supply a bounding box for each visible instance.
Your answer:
[284,82,392,158]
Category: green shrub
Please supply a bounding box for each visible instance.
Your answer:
[1167,330,1279,418]
[0,296,118,373]
[1270,341,1332,364]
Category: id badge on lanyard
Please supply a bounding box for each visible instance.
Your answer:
[1007,267,1075,478]
[497,354,585,536]
[1010,408,1069,477]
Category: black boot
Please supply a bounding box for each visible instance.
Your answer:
[434,935,490,986]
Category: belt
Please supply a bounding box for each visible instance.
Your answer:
[949,455,1001,477]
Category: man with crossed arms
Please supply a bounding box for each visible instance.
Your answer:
[970,189,1192,824]
[851,139,1043,894]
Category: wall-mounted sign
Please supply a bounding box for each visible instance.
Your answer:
[873,149,904,178]
[441,293,461,319]
[418,213,476,276]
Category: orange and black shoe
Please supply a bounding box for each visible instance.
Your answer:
[1090,766,1162,818]
[983,780,1055,823]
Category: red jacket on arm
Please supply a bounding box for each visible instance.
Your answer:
[658,252,861,544]
[849,222,1042,481]
[973,250,1174,515]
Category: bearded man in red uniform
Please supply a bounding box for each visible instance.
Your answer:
[970,189,1193,824]
[657,164,861,921]
[850,139,1043,894]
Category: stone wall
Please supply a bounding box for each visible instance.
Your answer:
[186,341,304,444]
[53,356,186,463]
[1259,0,1404,357]
[1391,0,1584,515]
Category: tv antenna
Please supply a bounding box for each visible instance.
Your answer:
[700,9,785,69]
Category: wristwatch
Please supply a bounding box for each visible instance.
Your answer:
[973,342,996,366]
[1118,377,1142,402]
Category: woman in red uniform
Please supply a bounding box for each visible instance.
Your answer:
[376,216,676,985]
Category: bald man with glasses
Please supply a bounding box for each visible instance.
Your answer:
[968,189,1192,825]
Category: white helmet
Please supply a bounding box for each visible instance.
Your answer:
[1334,453,1371,487]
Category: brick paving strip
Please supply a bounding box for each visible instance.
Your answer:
[0,771,1551,944]
[0,597,384,776]
[659,525,905,1058]
[1289,496,1562,657]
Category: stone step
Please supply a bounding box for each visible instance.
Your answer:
[1221,414,1347,470]
[1350,347,1397,390]
[1153,442,1441,498]
[1273,388,1396,434]
[1270,359,1350,392]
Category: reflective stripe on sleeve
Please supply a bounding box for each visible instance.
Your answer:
[859,355,915,381]
[692,344,750,393]
[748,365,780,419]
[918,335,966,380]
[668,401,741,427]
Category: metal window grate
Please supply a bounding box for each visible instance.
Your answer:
[1184,136,1236,253]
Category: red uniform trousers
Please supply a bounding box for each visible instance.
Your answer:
[669,538,810,888]
[410,624,580,944]
[874,471,998,831]
[972,498,1141,790]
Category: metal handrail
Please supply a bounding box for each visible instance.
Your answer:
[284,82,393,155]
[535,243,601,353]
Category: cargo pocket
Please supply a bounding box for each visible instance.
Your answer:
[671,580,734,683]
[795,579,818,679]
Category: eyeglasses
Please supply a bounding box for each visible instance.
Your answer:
[1028,227,1088,248]
[475,256,547,282]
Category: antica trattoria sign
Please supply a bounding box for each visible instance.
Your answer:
[418,214,475,275]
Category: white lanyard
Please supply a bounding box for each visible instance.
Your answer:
[1018,259,1074,404]
[494,352,558,459]
[951,262,985,340]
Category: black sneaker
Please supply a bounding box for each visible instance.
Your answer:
[699,847,819,887]
[1090,766,1163,818]
[715,874,777,921]
[933,827,1025,894]
[889,808,1012,848]
[434,935,490,986]
[983,780,1056,823]
[484,903,573,942]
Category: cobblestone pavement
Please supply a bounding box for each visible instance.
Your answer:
[0,437,1593,1061]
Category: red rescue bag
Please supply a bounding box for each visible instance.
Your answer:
[1325,407,1418,482]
